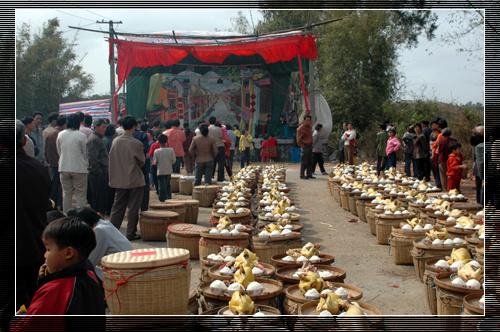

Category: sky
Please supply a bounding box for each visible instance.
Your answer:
[15,9,484,105]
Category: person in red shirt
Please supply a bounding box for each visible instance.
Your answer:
[267,133,278,162]
[446,142,467,192]
[260,139,270,163]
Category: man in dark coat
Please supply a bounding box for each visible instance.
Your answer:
[16,119,51,310]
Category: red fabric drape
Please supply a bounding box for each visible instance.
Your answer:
[110,34,318,117]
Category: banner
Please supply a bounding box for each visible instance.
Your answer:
[59,99,111,121]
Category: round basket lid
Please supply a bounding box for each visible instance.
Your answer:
[168,199,200,206]
[141,210,180,219]
[149,202,185,209]
[171,174,182,179]
[194,185,220,191]
[168,223,208,237]
[101,248,190,269]
[453,202,482,210]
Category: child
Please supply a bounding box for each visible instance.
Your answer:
[260,138,270,163]
[13,217,105,328]
[267,133,278,162]
[153,134,176,202]
[446,142,467,192]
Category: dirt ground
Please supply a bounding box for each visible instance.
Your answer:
[117,160,481,317]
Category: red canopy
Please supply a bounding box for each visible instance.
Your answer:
[111,34,317,89]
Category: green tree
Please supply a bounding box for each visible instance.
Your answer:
[16,18,94,119]
[233,9,437,135]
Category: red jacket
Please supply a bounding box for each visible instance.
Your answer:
[224,138,232,157]
[446,152,464,180]
[11,260,105,330]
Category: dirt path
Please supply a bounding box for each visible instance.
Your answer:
[121,161,481,316]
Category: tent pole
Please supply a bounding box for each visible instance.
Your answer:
[307,19,316,120]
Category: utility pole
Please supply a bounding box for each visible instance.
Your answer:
[97,20,122,124]
[307,18,316,120]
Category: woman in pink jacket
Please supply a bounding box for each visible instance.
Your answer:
[385,127,401,169]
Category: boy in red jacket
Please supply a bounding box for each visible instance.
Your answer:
[12,217,105,330]
[446,142,467,192]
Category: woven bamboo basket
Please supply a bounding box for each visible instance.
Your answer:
[348,192,360,216]
[356,197,371,222]
[434,272,483,316]
[168,199,199,224]
[453,202,483,214]
[140,210,180,241]
[411,240,467,282]
[276,265,347,286]
[188,288,199,315]
[199,304,282,318]
[211,208,252,225]
[389,226,428,265]
[258,212,301,223]
[198,278,283,309]
[214,199,250,209]
[198,232,250,259]
[408,202,427,214]
[340,189,350,212]
[250,233,303,265]
[257,222,303,233]
[375,213,416,245]
[208,263,275,280]
[463,293,484,315]
[446,227,476,240]
[328,181,334,196]
[283,283,363,315]
[271,253,335,267]
[298,300,382,315]
[333,181,342,203]
[167,223,209,259]
[461,294,484,332]
[149,202,187,224]
[193,185,220,207]
[179,177,195,195]
[101,248,191,315]
[424,257,456,316]
[365,208,379,236]
[199,256,218,284]
[169,174,182,193]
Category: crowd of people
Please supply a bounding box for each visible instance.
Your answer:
[13,109,484,325]
[16,110,301,322]
[370,118,484,198]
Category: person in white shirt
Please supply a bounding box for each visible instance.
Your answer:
[57,113,88,213]
[68,207,134,280]
[153,134,176,202]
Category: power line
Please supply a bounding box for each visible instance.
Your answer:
[68,15,351,41]
[55,10,94,22]
[86,10,112,21]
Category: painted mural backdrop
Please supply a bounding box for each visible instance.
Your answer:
[146,69,270,131]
